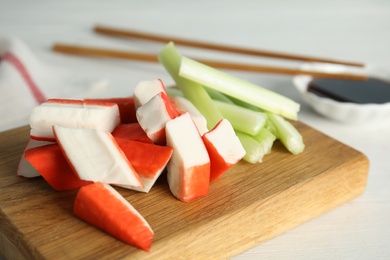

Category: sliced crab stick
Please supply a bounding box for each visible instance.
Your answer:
[169,95,208,136]
[74,183,154,251]
[111,123,153,144]
[30,99,120,141]
[115,138,173,193]
[53,126,143,188]
[165,112,210,202]
[136,92,180,145]
[133,79,167,109]
[24,144,93,191]
[17,139,54,178]
[202,119,246,182]
[86,97,137,124]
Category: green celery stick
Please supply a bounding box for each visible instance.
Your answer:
[166,87,184,97]
[179,56,300,120]
[228,95,264,112]
[267,112,305,155]
[213,100,268,136]
[235,131,264,164]
[264,118,278,137]
[158,42,223,129]
[253,127,277,157]
[205,87,235,104]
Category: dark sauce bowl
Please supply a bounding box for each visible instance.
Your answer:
[293,63,390,124]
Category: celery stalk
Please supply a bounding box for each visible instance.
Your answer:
[236,128,277,163]
[166,87,184,97]
[228,95,264,112]
[205,87,235,104]
[253,128,277,157]
[213,100,267,136]
[235,131,264,163]
[158,42,223,129]
[267,113,305,155]
[179,56,300,120]
[264,118,278,137]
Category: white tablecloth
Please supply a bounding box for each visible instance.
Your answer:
[1,0,389,259]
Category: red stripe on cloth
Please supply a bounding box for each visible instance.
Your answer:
[1,51,47,104]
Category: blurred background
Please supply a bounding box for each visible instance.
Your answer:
[2,0,389,98]
[1,0,390,259]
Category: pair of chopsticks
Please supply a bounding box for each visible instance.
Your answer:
[52,25,367,80]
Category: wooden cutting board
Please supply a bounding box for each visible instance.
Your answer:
[0,122,369,260]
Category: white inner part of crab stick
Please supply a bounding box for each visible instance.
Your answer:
[169,95,208,136]
[133,79,166,108]
[30,101,120,140]
[119,178,156,193]
[203,119,246,164]
[53,126,142,187]
[136,93,171,137]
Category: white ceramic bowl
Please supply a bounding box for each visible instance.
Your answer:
[293,63,390,124]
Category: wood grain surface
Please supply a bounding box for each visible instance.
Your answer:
[0,122,369,259]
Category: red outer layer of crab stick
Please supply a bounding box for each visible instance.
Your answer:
[202,119,246,182]
[24,144,93,191]
[17,139,54,178]
[74,183,154,251]
[114,137,173,193]
[111,123,153,144]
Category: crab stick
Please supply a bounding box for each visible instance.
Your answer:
[165,113,210,202]
[133,79,167,109]
[112,123,153,144]
[202,119,246,181]
[53,126,143,188]
[86,97,137,124]
[114,138,173,193]
[74,183,154,251]
[17,139,54,178]
[169,95,208,136]
[24,144,93,191]
[136,92,180,145]
[30,99,120,141]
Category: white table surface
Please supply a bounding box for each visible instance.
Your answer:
[1,0,389,259]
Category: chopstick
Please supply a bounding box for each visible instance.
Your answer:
[94,25,365,68]
[52,43,368,80]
